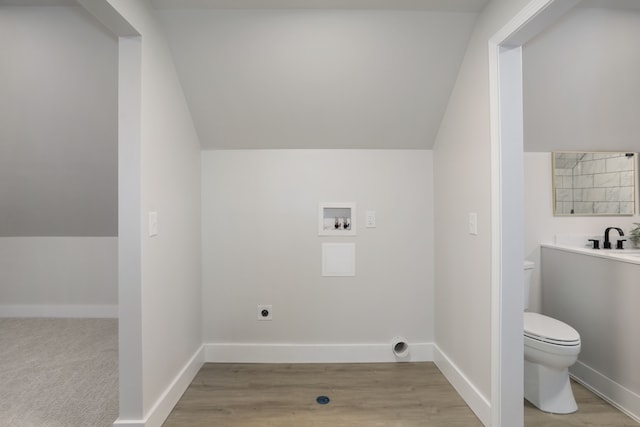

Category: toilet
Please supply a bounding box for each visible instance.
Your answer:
[523,260,581,414]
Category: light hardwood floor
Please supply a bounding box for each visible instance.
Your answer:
[163,363,638,427]
[525,380,638,427]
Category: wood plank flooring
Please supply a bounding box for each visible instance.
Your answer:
[525,379,638,426]
[163,362,638,427]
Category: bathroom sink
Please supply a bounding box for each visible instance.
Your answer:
[610,249,640,258]
[590,249,640,254]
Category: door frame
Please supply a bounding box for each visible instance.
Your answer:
[489,1,581,425]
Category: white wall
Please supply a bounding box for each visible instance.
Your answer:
[80,1,204,425]
[432,0,532,423]
[155,9,477,150]
[202,150,433,361]
[523,7,640,152]
[524,152,638,312]
[0,237,117,317]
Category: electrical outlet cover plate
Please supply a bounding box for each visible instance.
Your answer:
[366,210,376,228]
[257,305,272,320]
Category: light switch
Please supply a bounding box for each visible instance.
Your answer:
[468,212,478,236]
[149,211,158,237]
[366,210,376,228]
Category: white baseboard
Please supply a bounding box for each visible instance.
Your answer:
[205,342,433,363]
[113,345,205,427]
[433,344,490,426]
[570,360,640,423]
[0,304,118,318]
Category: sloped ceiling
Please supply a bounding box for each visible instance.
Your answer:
[0,6,118,237]
[153,2,487,149]
[150,0,489,12]
[523,5,640,152]
[0,0,76,4]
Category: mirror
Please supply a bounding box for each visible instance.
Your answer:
[553,152,637,216]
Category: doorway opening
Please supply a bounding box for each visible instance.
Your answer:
[489,1,581,426]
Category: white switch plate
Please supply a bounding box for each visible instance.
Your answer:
[366,210,376,228]
[149,211,158,237]
[468,212,478,235]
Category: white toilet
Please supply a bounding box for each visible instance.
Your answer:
[523,260,581,414]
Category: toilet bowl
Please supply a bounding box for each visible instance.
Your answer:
[524,312,581,413]
[523,261,581,414]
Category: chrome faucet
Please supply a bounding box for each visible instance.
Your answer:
[604,227,625,249]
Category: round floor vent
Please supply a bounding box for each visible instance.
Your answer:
[316,395,330,405]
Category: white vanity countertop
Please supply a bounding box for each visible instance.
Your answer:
[541,243,640,266]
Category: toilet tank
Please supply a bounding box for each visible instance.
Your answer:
[524,260,535,310]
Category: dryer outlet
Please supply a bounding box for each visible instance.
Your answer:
[257,305,272,320]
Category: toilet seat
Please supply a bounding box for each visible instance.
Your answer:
[524,312,580,346]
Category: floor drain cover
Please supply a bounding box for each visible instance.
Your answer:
[316,395,330,405]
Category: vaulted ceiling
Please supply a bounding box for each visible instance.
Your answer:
[0,5,118,236]
[0,0,488,235]
[148,0,639,150]
[523,4,640,152]
[2,1,638,236]
[153,2,487,149]
[150,0,489,12]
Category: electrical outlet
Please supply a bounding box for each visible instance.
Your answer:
[366,210,376,228]
[257,305,272,321]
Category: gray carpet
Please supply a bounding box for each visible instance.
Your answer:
[0,318,118,427]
